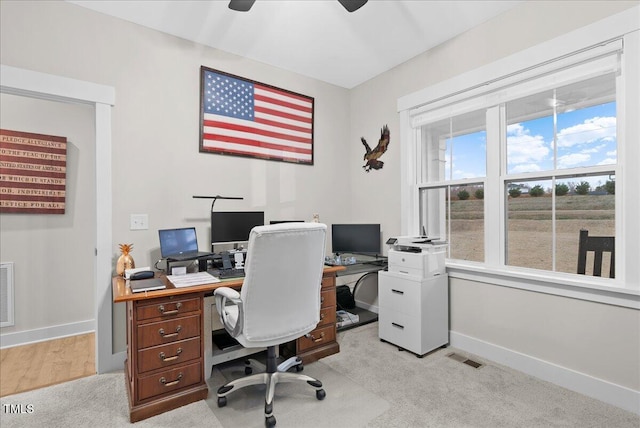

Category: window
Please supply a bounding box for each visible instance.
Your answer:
[401,27,640,299]
[418,110,486,262]
[504,74,617,274]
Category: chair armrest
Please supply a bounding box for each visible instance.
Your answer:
[214,287,244,337]
[214,287,241,301]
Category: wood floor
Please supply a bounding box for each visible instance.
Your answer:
[0,333,95,397]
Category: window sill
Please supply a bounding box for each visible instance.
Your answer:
[445,261,640,309]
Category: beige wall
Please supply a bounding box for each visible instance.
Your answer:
[1,0,638,398]
[0,94,96,333]
[348,0,640,393]
[0,0,351,350]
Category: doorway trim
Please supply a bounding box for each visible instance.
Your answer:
[1,64,120,373]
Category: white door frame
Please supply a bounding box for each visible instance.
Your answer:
[0,64,121,373]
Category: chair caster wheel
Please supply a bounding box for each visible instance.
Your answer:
[245,366,253,375]
[265,415,276,427]
[217,396,227,407]
[295,363,304,372]
[316,388,326,400]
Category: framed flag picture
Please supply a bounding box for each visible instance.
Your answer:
[199,66,314,165]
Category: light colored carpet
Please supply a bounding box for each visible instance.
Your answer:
[322,323,639,428]
[1,322,638,427]
[207,358,388,427]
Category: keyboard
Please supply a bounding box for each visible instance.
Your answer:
[209,268,245,279]
[166,271,220,287]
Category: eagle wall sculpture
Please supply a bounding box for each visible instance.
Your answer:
[361,125,390,172]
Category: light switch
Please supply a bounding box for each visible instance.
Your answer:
[130,214,148,230]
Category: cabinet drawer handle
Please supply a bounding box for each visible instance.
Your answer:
[159,372,183,387]
[305,332,325,343]
[158,325,182,338]
[320,312,325,320]
[159,348,183,362]
[391,289,404,295]
[391,322,405,329]
[158,302,182,316]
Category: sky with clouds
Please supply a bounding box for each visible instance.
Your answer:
[444,101,616,183]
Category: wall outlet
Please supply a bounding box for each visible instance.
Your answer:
[130,214,148,230]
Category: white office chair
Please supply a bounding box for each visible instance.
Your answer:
[214,223,328,427]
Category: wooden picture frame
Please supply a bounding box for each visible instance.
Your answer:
[199,66,314,165]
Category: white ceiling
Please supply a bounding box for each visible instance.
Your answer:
[69,0,522,89]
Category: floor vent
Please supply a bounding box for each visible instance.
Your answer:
[1,262,15,327]
[447,352,484,369]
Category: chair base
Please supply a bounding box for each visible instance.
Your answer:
[216,346,325,427]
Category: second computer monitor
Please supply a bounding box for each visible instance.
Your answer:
[211,211,265,249]
[331,223,381,256]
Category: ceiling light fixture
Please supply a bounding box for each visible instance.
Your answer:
[228,0,368,13]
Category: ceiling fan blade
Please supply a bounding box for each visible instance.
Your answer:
[228,0,256,12]
[337,0,368,13]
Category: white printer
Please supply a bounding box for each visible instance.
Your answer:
[386,236,447,279]
[378,236,448,356]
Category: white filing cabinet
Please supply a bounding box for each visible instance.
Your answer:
[378,248,448,357]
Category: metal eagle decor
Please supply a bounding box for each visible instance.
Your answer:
[361,125,390,172]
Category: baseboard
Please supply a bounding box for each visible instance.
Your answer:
[355,299,378,314]
[450,331,640,415]
[0,319,95,349]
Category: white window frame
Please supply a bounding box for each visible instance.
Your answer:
[398,7,640,309]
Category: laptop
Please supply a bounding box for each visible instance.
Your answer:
[158,227,212,260]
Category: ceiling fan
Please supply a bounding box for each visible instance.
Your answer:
[229,0,368,13]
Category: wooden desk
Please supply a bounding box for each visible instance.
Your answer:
[112,266,343,422]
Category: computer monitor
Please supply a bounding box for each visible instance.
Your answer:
[211,211,265,249]
[269,220,305,224]
[331,224,381,256]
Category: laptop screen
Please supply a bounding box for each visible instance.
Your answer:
[158,227,199,258]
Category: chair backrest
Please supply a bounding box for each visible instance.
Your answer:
[577,229,615,278]
[239,223,327,344]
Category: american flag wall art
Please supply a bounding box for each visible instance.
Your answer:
[199,67,314,165]
[0,129,67,214]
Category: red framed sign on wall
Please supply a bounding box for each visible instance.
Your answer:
[0,129,67,214]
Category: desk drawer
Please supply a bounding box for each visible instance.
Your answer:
[297,324,336,353]
[136,296,200,321]
[137,361,202,402]
[379,274,421,314]
[318,307,336,327]
[321,275,335,288]
[378,310,420,352]
[137,337,201,373]
[137,315,200,349]
[320,288,336,310]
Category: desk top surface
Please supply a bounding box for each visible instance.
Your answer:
[112,265,345,303]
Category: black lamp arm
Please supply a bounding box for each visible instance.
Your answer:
[192,195,244,212]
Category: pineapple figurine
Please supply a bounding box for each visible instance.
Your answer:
[116,243,135,276]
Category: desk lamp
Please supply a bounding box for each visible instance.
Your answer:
[192,195,244,212]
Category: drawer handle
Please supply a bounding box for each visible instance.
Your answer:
[391,322,405,330]
[159,372,183,387]
[320,312,325,320]
[158,302,182,316]
[305,331,325,343]
[320,296,325,303]
[159,325,182,338]
[159,348,183,362]
[391,289,404,295]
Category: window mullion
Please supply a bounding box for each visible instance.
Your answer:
[485,105,502,267]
